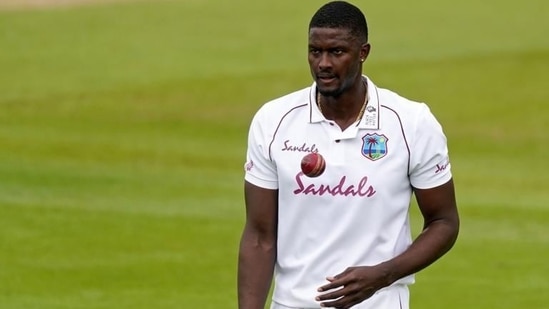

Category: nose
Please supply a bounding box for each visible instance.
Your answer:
[318,52,331,70]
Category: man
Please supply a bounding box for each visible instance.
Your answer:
[238,1,459,308]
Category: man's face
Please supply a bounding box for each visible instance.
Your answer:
[308,27,368,97]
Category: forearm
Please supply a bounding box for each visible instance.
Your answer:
[238,228,276,309]
[380,217,459,285]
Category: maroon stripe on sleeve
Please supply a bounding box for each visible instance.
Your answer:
[381,105,411,175]
[268,104,308,161]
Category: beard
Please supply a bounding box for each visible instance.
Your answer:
[317,86,343,98]
[314,70,361,98]
[316,78,351,98]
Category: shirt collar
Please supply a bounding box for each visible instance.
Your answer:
[357,76,380,130]
[308,75,381,130]
[308,84,324,123]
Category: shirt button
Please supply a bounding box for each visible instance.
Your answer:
[335,139,341,143]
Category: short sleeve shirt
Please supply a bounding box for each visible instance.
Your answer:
[244,76,452,308]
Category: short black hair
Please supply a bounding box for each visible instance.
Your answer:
[309,1,368,43]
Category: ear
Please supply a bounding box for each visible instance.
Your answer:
[360,43,371,62]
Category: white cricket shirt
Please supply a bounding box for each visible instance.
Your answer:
[244,76,452,308]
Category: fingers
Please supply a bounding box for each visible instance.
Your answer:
[317,286,363,309]
[317,276,338,292]
[315,269,376,309]
[316,288,370,309]
[316,276,351,307]
[316,288,349,308]
[319,297,360,309]
[318,268,351,292]
[316,285,345,301]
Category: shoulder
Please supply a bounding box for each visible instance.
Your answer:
[363,75,431,121]
[370,82,444,136]
[376,86,430,117]
[373,85,443,134]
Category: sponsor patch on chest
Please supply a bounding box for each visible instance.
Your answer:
[281,139,319,153]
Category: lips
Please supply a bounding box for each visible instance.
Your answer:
[317,73,335,79]
[317,74,336,83]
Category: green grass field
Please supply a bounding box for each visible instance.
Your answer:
[1,0,548,308]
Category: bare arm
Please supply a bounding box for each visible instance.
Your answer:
[380,178,459,281]
[316,178,459,308]
[238,181,279,309]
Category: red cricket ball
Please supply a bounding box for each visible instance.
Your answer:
[300,152,326,177]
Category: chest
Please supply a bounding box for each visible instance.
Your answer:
[271,117,411,193]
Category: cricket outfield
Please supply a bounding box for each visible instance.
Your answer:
[0,0,548,308]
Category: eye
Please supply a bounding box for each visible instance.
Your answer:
[309,48,320,55]
[332,49,343,55]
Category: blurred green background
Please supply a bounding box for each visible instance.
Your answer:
[0,0,547,308]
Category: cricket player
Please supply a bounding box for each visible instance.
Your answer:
[238,1,460,308]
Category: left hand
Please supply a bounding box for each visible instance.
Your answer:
[315,265,389,308]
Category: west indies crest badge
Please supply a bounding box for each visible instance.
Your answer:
[361,133,388,161]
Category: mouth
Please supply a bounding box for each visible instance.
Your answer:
[316,74,336,84]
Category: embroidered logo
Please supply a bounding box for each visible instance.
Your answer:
[281,140,319,153]
[435,161,450,174]
[245,160,254,172]
[293,172,376,197]
[361,133,388,161]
